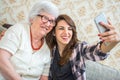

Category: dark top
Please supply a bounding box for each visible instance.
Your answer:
[49,42,108,80]
[51,48,75,80]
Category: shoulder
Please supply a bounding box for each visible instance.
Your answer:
[74,41,88,49]
[73,41,89,55]
[42,40,51,55]
[9,23,29,30]
[6,23,30,34]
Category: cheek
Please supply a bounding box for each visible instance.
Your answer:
[70,31,73,36]
[55,30,61,36]
[55,33,60,41]
[54,32,59,40]
[47,27,53,33]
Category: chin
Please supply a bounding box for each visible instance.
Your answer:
[62,42,70,45]
[41,32,46,37]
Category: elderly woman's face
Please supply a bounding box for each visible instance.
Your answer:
[31,12,56,36]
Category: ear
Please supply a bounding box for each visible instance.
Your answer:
[30,17,36,24]
[30,19,33,24]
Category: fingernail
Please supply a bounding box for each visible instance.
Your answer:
[102,40,105,42]
[98,34,100,36]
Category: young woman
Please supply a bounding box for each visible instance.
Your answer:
[46,14,120,80]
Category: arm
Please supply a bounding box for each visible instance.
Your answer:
[39,61,50,80]
[98,21,120,53]
[40,75,48,80]
[0,49,22,80]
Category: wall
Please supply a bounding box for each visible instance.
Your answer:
[0,0,120,70]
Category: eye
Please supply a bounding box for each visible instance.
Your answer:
[58,26,64,30]
[49,20,54,24]
[43,16,49,20]
[68,27,73,30]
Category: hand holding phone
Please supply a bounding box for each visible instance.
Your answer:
[94,13,110,46]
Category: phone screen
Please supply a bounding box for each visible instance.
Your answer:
[94,13,108,33]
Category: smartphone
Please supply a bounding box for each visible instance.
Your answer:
[94,13,108,33]
[94,13,110,46]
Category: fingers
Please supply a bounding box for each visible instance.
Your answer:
[98,29,120,42]
[99,21,114,30]
[107,20,112,25]
[99,29,115,37]
[98,20,120,43]
[100,35,116,42]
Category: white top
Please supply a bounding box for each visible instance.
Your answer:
[0,23,51,80]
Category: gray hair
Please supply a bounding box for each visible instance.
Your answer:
[28,1,59,23]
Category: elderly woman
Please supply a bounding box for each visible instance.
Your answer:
[0,1,59,80]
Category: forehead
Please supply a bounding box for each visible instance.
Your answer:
[39,12,56,20]
[57,20,70,27]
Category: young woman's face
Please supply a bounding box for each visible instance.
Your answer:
[55,20,73,46]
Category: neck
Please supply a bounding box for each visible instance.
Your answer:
[30,27,44,50]
[57,44,66,57]
[30,27,43,41]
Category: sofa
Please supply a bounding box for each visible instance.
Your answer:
[86,61,120,80]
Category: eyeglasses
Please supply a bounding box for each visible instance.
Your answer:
[37,14,55,26]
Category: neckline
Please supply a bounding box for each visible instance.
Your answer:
[30,28,44,50]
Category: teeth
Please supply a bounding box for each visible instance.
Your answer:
[42,26,48,30]
[62,37,66,38]
[46,28,48,30]
[41,26,46,31]
[62,38,68,40]
[62,36,68,38]
[44,28,46,31]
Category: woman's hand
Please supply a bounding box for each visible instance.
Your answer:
[98,20,120,52]
[39,75,48,80]
[98,21,120,43]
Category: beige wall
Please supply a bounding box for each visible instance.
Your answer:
[0,0,120,70]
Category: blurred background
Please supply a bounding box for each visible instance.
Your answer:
[0,0,120,70]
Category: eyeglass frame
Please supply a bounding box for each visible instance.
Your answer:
[37,14,56,27]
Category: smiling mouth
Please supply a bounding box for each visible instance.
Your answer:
[40,26,46,31]
[62,37,69,40]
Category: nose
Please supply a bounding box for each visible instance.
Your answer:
[63,29,69,35]
[44,21,51,27]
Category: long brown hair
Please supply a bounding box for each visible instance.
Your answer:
[46,14,79,66]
